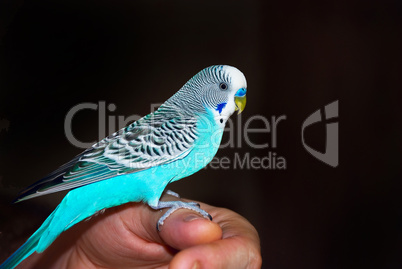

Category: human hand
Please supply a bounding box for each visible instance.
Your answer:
[19,194,261,269]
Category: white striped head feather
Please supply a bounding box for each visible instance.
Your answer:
[164,65,247,127]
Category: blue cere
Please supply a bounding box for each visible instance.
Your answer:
[216,102,227,114]
[235,88,247,97]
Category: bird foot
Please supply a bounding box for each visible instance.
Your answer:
[151,200,212,231]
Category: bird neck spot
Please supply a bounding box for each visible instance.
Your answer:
[216,102,227,114]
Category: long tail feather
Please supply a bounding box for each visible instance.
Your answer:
[0,236,38,269]
[0,211,54,269]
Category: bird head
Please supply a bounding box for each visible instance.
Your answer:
[169,65,247,127]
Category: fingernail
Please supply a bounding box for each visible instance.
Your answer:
[184,214,203,222]
[191,260,201,269]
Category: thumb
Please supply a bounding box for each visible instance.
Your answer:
[139,195,223,250]
[158,208,223,250]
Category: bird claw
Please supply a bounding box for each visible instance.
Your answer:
[165,190,180,198]
[188,202,201,208]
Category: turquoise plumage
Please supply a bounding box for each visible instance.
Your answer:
[0,65,247,269]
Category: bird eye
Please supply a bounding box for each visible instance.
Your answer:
[219,82,228,90]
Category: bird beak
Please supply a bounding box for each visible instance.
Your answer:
[234,88,247,114]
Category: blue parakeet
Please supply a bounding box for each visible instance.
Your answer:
[0,65,247,269]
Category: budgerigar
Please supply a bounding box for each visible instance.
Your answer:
[0,65,247,269]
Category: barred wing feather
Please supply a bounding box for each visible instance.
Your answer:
[15,111,198,202]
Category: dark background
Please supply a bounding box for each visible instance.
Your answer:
[0,0,401,268]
